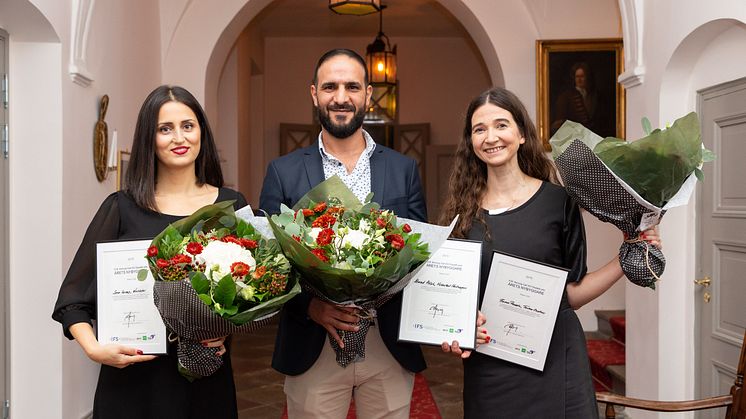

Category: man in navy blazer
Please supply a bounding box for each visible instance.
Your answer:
[259,49,426,418]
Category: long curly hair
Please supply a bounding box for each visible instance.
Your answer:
[438,87,558,238]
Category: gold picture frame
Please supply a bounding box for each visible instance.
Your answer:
[116,150,130,191]
[536,38,625,150]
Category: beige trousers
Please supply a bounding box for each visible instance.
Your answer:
[284,325,415,419]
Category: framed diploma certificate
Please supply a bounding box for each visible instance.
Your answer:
[96,240,167,354]
[476,251,567,371]
[398,239,481,349]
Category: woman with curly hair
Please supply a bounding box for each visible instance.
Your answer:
[439,87,659,418]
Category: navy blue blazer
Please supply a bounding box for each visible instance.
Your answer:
[259,141,427,375]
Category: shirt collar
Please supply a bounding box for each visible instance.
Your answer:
[318,130,377,161]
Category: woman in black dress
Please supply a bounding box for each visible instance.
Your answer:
[52,85,245,419]
[438,87,660,418]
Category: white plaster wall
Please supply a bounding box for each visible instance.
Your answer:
[9,39,64,419]
[622,1,746,417]
[216,46,239,188]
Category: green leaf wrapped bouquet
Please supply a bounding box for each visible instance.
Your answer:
[144,201,301,379]
[550,112,714,288]
[249,176,456,366]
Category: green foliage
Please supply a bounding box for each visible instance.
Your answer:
[593,112,713,207]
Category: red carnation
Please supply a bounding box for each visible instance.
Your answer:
[385,234,405,250]
[221,235,241,245]
[311,248,330,263]
[156,258,170,269]
[302,208,315,217]
[327,206,344,215]
[231,261,250,277]
[292,235,301,242]
[312,214,336,228]
[402,224,412,233]
[186,242,203,255]
[147,246,159,257]
[313,202,327,213]
[252,265,267,279]
[316,228,334,246]
[376,217,387,228]
[170,254,192,265]
[240,239,258,250]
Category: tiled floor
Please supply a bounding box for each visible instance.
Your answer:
[231,317,464,419]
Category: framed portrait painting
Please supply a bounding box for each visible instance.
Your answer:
[536,39,624,150]
[116,150,130,191]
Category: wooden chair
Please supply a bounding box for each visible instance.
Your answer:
[597,332,745,418]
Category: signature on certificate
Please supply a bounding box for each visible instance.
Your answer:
[428,304,444,318]
[503,322,521,336]
[123,311,136,327]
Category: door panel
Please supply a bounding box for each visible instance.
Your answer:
[696,78,746,419]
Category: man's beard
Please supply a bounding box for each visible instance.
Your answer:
[317,102,366,139]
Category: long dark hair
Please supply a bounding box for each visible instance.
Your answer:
[124,85,224,211]
[438,87,558,238]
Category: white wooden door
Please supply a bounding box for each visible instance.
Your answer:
[696,78,746,419]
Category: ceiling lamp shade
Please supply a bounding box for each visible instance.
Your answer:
[328,0,381,16]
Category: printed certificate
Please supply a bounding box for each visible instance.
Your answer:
[96,240,167,354]
[476,251,567,371]
[398,239,481,349]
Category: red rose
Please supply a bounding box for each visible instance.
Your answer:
[316,228,334,246]
[302,208,315,217]
[147,246,159,257]
[292,235,301,242]
[240,239,258,250]
[311,248,330,263]
[402,224,412,233]
[385,234,405,250]
[156,258,170,269]
[313,202,327,213]
[185,242,203,255]
[231,261,250,277]
[376,217,387,228]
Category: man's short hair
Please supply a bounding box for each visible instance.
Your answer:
[312,48,369,86]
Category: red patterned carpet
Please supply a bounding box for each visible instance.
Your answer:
[281,373,441,418]
[586,338,625,392]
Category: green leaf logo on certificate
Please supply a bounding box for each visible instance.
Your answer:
[476,251,568,371]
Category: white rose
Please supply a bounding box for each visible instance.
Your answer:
[195,240,256,282]
[337,228,368,249]
[358,218,370,233]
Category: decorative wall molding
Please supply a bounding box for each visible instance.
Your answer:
[69,0,95,87]
[618,0,645,88]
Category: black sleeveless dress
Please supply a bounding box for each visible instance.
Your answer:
[52,188,246,419]
[463,182,597,419]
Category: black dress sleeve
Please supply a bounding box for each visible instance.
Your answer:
[563,195,588,283]
[52,193,121,339]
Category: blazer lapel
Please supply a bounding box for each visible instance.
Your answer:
[370,147,386,203]
[303,143,324,190]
